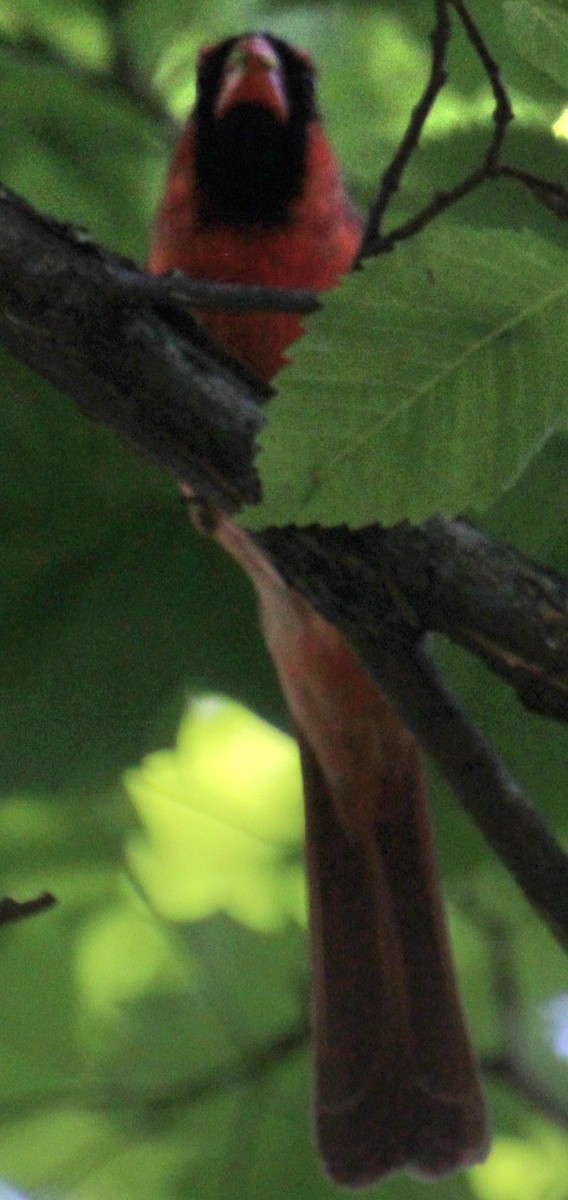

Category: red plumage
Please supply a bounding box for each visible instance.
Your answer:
[149,33,489,1187]
[149,93,360,376]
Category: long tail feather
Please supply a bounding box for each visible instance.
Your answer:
[209,513,489,1185]
[299,729,489,1186]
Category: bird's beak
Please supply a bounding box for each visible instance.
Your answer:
[214,35,289,123]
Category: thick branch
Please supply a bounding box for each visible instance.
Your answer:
[361,639,568,953]
[0,185,267,512]
[0,893,56,927]
[1,185,568,950]
[259,527,568,952]
[259,519,568,723]
[1,185,567,711]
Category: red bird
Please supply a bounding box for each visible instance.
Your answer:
[149,33,489,1187]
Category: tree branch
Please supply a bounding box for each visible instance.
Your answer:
[360,0,568,258]
[0,183,567,949]
[0,892,56,928]
[260,519,568,723]
[259,525,568,952]
[2,184,567,722]
[112,264,319,315]
[358,0,451,260]
[0,185,267,512]
[365,640,568,954]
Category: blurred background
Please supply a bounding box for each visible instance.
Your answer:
[0,1,567,1197]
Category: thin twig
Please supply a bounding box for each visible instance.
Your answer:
[361,0,517,257]
[365,170,489,253]
[450,0,513,168]
[113,265,319,315]
[0,892,56,927]
[498,164,568,216]
[358,0,451,259]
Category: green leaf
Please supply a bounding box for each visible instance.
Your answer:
[0,54,156,259]
[243,226,568,529]
[395,125,568,243]
[126,698,305,931]
[504,0,568,89]
[0,352,282,792]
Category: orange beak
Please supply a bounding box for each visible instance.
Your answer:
[214,35,289,122]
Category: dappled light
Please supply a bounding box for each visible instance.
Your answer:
[125,697,305,930]
[471,1128,568,1200]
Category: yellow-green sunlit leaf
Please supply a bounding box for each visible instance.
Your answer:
[471,1126,568,1200]
[125,698,305,931]
[75,904,194,1016]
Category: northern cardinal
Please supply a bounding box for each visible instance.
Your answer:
[149,33,489,1187]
